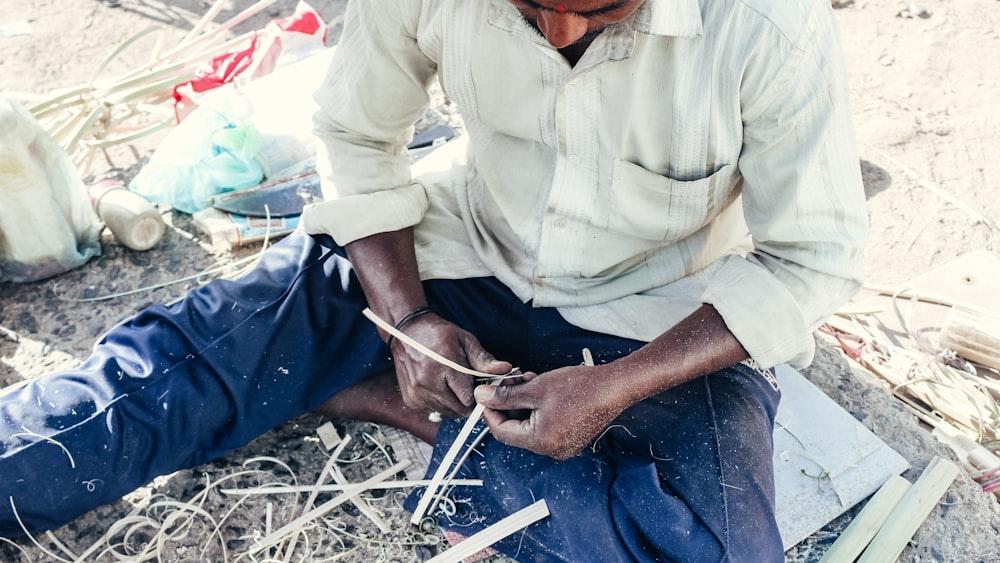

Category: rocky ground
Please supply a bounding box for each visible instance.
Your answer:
[1,0,999,560]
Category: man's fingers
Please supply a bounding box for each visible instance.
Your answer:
[445,372,476,409]
[474,381,538,411]
[462,335,514,376]
[481,407,534,450]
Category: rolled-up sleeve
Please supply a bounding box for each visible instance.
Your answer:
[702,8,869,369]
[300,0,438,245]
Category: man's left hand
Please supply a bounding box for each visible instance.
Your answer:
[475,365,626,461]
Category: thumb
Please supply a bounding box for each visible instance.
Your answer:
[461,335,514,375]
[475,381,536,410]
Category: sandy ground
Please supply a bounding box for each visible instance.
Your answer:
[1,0,999,560]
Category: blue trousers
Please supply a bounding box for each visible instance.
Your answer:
[0,231,783,561]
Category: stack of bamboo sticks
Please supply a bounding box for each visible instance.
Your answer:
[6,0,282,176]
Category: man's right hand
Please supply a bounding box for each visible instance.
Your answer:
[344,228,512,420]
[389,311,512,419]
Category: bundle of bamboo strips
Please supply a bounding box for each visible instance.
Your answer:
[823,312,1000,442]
[7,0,280,176]
[822,294,1000,498]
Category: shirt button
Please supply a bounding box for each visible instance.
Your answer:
[568,154,581,165]
[553,217,568,228]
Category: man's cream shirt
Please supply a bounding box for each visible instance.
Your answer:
[302,0,868,369]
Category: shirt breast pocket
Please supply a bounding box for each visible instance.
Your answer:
[607,159,736,242]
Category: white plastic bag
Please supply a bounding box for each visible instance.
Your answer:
[0,99,100,283]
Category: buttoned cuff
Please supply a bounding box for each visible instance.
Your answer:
[701,255,815,369]
[300,182,429,245]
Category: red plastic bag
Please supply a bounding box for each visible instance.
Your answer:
[173,1,327,122]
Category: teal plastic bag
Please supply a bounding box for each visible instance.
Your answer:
[131,110,264,214]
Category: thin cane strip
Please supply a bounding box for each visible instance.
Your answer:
[0,537,32,562]
[330,465,391,533]
[220,479,484,496]
[425,500,550,563]
[180,0,230,46]
[410,379,502,525]
[361,308,519,380]
[196,469,293,559]
[250,460,411,553]
[10,428,75,468]
[44,532,79,561]
[426,426,492,518]
[9,497,75,563]
[304,436,353,513]
[171,0,279,58]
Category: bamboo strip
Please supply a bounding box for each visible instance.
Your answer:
[933,423,1000,498]
[817,475,912,563]
[823,314,1000,441]
[181,0,229,46]
[303,436,352,513]
[362,308,516,380]
[27,85,90,115]
[857,456,960,563]
[331,465,390,533]
[80,116,173,149]
[88,25,163,86]
[860,284,994,317]
[220,479,483,496]
[426,426,492,518]
[166,0,278,61]
[250,460,411,552]
[425,500,550,563]
[409,392,496,525]
[62,104,108,154]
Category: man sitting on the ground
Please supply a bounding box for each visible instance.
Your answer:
[0,0,867,560]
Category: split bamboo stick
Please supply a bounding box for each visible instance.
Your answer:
[856,456,960,563]
[409,389,497,525]
[303,436,352,513]
[425,500,550,563]
[817,475,912,563]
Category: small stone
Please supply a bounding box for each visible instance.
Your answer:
[879,55,895,66]
[897,4,931,19]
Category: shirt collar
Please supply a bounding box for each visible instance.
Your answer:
[635,0,703,37]
[488,0,704,38]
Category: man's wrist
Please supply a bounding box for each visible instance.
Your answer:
[385,305,434,349]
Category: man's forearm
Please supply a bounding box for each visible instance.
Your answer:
[344,228,427,330]
[600,304,750,411]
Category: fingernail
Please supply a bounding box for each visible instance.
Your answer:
[474,385,494,402]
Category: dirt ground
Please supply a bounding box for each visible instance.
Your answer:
[1,0,999,561]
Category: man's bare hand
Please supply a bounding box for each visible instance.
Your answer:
[390,313,512,419]
[475,365,626,460]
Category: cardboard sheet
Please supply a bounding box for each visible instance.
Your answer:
[773,365,909,549]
